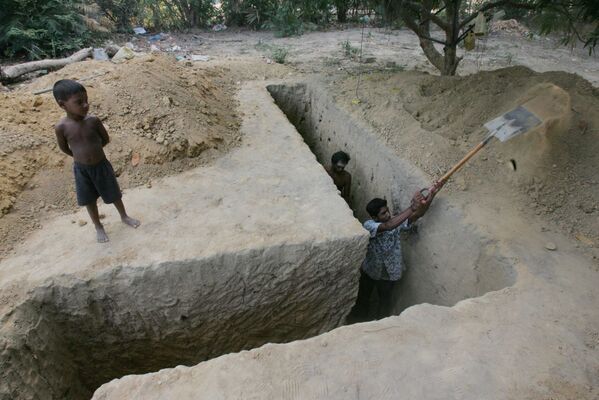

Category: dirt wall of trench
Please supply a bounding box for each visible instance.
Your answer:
[0,238,365,400]
[268,83,517,312]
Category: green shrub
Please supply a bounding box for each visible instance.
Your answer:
[254,40,289,63]
[263,0,304,37]
[95,0,139,31]
[270,45,288,63]
[341,39,359,57]
[0,0,91,59]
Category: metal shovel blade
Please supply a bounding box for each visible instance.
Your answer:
[484,105,542,142]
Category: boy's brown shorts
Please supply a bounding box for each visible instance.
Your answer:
[73,159,122,206]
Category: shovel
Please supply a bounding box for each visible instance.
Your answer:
[420,98,548,201]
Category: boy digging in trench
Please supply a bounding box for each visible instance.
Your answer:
[351,189,435,321]
[53,80,140,243]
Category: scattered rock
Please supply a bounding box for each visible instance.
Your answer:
[544,242,557,251]
[112,46,136,63]
[575,233,595,246]
[131,152,141,167]
[78,220,88,227]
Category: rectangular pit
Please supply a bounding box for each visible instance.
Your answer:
[267,83,516,313]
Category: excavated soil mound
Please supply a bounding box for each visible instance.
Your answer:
[0,55,241,258]
[334,66,599,255]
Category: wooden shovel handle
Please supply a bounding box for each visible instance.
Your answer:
[421,136,492,203]
[439,140,487,184]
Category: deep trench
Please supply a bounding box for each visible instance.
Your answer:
[1,83,517,400]
[267,83,517,315]
[2,242,355,400]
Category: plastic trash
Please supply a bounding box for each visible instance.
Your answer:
[133,27,147,35]
[148,33,166,42]
[150,44,160,52]
[190,55,210,62]
[93,48,109,61]
[212,24,227,31]
[170,45,182,52]
[175,55,186,61]
[112,46,135,62]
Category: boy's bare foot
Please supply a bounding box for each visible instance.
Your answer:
[96,226,109,243]
[122,216,141,228]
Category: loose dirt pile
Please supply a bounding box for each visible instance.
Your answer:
[490,19,531,37]
[0,55,241,258]
[333,66,599,256]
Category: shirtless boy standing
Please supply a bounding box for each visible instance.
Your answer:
[53,79,140,243]
[325,151,352,205]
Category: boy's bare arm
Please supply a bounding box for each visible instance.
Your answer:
[95,117,110,147]
[54,125,73,157]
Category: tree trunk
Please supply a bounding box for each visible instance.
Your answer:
[401,3,446,74]
[441,0,462,76]
[442,45,460,75]
[0,48,92,82]
[401,0,463,76]
[418,36,445,72]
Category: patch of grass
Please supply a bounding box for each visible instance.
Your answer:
[255,39,269,51]
[270,46,289,64]
[504,52,514,66]
[386,63,406,72]
[322,57,342,66]
[341,40,360,58]
[255,40,289,64]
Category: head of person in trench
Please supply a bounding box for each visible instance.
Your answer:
[330,151,350,173]
[366,198,391,222]
[366,191,431,223]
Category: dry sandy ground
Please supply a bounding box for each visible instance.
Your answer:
[127,26,599,84]
[1,26,598,260]
[0,26,598,399]
[108,27,599,258]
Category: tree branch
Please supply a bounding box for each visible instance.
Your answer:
[400,2,447,71]
[404,15,449,45]
[403,1,450,30]
[460,0,538,29]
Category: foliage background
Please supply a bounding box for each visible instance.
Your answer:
[1,0,597,61]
